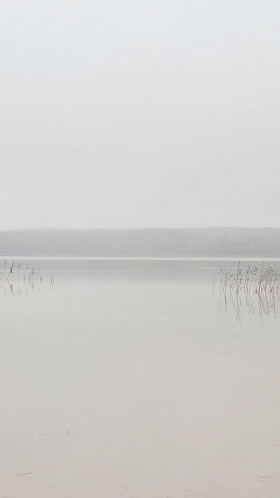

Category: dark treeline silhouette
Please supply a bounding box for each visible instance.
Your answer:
[0,228,280,257]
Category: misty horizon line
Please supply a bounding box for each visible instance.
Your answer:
[1,226,280,232]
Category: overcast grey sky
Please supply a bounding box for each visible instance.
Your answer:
[0,0,279,229]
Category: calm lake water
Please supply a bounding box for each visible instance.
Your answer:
[1,258,280,497]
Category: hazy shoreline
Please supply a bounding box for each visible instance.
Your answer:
[1,228,280,258]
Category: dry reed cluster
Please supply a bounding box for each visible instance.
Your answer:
[214,262,280,319]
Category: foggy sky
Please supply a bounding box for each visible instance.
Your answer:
[0,0,279,229]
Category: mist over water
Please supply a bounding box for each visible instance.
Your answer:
[1,0,279,495]
[1,258,280,497]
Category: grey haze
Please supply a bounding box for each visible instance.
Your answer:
[0,1,279,229]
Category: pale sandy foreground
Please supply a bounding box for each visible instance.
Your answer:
[1,261,279,497]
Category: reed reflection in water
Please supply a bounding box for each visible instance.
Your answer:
[0,260,53,297]
[214,262,280,320]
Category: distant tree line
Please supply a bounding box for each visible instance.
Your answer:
[0,228,279,257]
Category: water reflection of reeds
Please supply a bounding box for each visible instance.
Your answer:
[214,262,280,320]
[0,260,47,297]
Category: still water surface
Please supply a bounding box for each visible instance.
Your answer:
[1,259,279,497]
